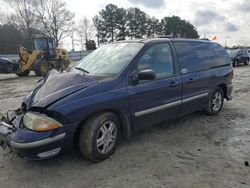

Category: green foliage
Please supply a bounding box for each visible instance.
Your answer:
[161,16,199,38]
[126,7,149,39]
[86,40,97,50]
[115,7,127,41]
[94,4,199,44]
[146,17,162,37]
[93,4,126,43]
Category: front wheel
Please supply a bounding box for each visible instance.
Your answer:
[16,69,30,77]
[79,112,120,161]
[34,60,49,76]
[205,88,224,115]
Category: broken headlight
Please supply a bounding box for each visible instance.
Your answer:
[22,111,62,132]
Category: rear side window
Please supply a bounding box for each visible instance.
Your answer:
[173,41,230,73]
[210,43,231,67]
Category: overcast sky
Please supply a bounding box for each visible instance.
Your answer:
[65,0,249,47]
[1,0,249,48]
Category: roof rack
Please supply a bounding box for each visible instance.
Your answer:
[157,35,178,39]
[200,38,210,41]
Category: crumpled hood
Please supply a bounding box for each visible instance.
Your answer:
[26,71,99,108]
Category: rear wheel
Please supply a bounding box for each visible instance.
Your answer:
[244,59,249,65]
[34,60,49,76]
[79,112,120,162]
[233,60,238,67]
[205,88,224,115]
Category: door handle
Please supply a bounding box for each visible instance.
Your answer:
[169,81,178,87]
[181,68,188,74]
[187,78,194,84]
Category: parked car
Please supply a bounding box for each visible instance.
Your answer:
[227,48,249,67]
[0,57,17,73]
[0,38,233,161]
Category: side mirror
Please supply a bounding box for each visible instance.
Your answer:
[138,69,156,81]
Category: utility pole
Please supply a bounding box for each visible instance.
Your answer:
[71,29,75,51]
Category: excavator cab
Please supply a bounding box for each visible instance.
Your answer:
[33,37,56,59]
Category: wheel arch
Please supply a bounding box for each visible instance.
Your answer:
[73,109,132,149]
[217,84,227,98]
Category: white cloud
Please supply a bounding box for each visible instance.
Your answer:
[127,0,166,9]
[2,0,249,47]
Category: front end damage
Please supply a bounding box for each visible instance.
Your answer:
[0,71,100,160]
[0,105,76,160]
[0,108,23,154]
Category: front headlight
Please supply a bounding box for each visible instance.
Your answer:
[22,111,62,132]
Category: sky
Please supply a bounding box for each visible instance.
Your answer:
[65,0,250,47]
[1,0,250,49]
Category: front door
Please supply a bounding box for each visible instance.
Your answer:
[127,43,182,130]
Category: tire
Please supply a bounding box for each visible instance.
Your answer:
[34,60,49,76]
[57,59,70,72]
[16,69,30,77]
[7,64,13,73]
[79,112,120,162]
[244,59,249,65]
[233,60,238,67]
[205,88,224,115]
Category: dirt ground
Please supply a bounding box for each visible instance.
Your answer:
[0,66,250,188]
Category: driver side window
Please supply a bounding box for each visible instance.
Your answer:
[137,43,174,79]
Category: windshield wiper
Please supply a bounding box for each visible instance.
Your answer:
[74,67,89,74]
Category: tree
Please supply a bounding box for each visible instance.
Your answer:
[126,7,149,39]
[92,4,200,44]
[0,23,30,53]
[146,17,162,37]
[93,15,107,45]
[77,17,95,50]
[93,4,127,43]
[115,7,127,41]
[4,0,39,47]
[35,0,75,47]
[160,16,199,38]
[86,40,97,50]
[0,8,6,24]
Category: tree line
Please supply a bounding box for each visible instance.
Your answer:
[0,1,199,54]
[93,4,199,45]
[0,0,75,53]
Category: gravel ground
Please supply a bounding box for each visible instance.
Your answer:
[0,66,250,188]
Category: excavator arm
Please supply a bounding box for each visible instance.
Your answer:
[17,45,41,72]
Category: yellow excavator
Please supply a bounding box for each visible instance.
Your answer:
[16,37,72,76]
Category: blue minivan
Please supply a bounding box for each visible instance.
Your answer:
[0,38,233,161]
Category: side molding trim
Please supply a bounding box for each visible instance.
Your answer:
[135,100,181,117]
[134,92,209,117]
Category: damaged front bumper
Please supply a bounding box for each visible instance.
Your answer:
[0,111,75,160]
[0,112,18,154]
[0,120,14,154]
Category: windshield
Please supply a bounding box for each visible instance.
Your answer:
[34,38,47,51]
[227,49,239,57]
[72,42,144,77]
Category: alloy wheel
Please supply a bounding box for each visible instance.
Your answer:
[96,121,117,154]
[212,91,223,112]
